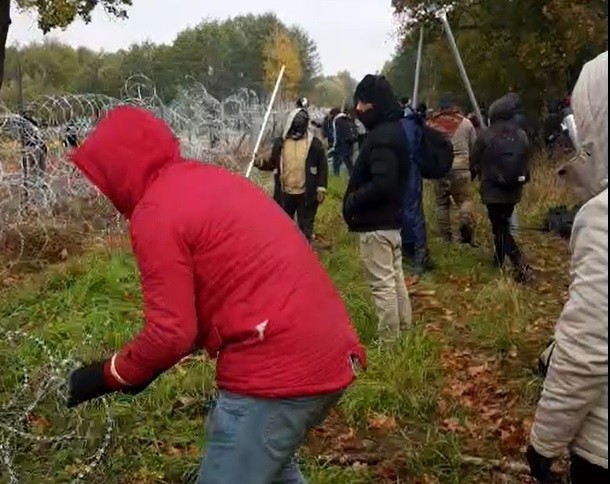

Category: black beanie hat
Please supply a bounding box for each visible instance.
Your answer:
[354,74,395,108]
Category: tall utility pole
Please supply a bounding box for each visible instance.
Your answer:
[412,27,424,107]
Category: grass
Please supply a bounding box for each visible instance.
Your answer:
[0,159,576,483]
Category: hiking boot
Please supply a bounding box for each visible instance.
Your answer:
[412,247,434,276]
[514,264,534,284]
[459,225,478,247]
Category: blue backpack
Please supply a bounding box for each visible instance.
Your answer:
[401,114,453,180]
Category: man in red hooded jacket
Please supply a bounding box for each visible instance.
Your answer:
[67,106,366,483]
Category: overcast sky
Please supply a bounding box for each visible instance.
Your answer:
[8,0,399,80]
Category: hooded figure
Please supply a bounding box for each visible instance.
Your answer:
[470,92,532,281]
[427,94,477,245]
[343,74,413,340]
[528,51,608,484]
[67,106,365,483]
[256,107,328,241]
[400,101,432,275]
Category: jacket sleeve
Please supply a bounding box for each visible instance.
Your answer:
[257,137,283,171]
[469,135,485,177]
[348,146,399,211]
[104,205,199,389]
[313,138,328,191]
[467,120,477,153]
[530,197,608,457]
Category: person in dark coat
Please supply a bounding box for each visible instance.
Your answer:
[344,74,412,340]
[332,109,357,176]
[470,93,533,282]
[256,108,328,242]
[400,105,432,275]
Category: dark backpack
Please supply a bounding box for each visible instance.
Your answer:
[485,124,530,187]
[420,125,453,179]
[543,205,581,239]
[400,116,453,180]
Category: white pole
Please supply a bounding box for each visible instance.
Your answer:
[245,64,286,179]
[412,26,424,107]
[438,10,485,127]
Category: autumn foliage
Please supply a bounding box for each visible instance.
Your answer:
[263,29,304,100]
[387,0,608,113]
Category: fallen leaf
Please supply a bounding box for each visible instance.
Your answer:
[367,413,398,431]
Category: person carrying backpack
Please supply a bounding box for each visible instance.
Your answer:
[427,95,478,245]
[470,92,533,282]
[400,108,433,275]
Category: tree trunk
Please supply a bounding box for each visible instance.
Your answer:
[0,0,12,91]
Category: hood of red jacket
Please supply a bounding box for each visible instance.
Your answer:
[71,106,182,218]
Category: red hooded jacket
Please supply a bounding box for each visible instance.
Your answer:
[72,106,365,398]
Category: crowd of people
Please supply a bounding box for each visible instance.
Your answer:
[60,49,607,484]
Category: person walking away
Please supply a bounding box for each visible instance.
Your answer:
[332,109,357,176]
[470,93,533,283]
[527,50,608,484]
[323,107,340,149]
[343,74,412,341]
[427,95,477,244]
[400,106,433,275]
[256,107,328,242]
[66,106,366,484]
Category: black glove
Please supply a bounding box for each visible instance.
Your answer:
[67,360,158,408]
[526,445,561,483]
[67,360,113,408]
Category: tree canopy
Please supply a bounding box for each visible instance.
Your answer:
[387,0,608,115]
[1,13,335,107]
[0,0,133,90]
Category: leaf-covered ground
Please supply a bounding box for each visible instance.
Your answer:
[0,163,574,483]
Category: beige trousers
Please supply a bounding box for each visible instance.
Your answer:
[359,230,412,340]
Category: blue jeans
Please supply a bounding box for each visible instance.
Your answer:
[197,390,343,484]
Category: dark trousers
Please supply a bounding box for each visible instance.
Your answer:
[281,193,318,242]
[571,454,608,484]
[485,203,524,267]
[332,150,353,177]
[401,161,427,255]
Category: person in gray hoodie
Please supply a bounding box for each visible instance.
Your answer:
[527,51,608,484]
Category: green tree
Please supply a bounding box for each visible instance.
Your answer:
[0,0,133,90]
[391,0,608,114]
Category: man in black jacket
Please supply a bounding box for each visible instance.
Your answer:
[343,74,412,340]
[256,108,328,242]
[470,93,533,283]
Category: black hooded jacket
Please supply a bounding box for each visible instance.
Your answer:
[470,93,531,205]
[343,75,410,232]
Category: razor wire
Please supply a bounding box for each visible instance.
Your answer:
[0,75,294,272]
[0,75,299,482]
[0,327,113,483]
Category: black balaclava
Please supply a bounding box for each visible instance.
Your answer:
[353,74,402,130]
[287,109,310,140]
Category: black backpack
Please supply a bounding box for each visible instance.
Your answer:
[420,125,453,179]
[485,124,529,187]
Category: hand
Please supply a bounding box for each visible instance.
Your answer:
[470,169,478,181]
[317,190,326,204]
[67,361,112,408]
[526,445,561,483]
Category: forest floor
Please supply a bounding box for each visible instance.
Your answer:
[0,161,575,483]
